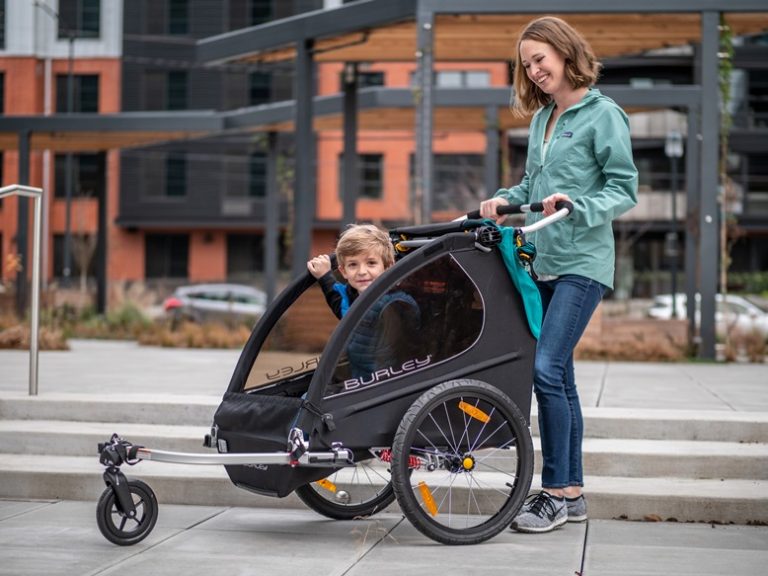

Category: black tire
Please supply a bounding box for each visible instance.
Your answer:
[391,379,533,545]
[96,478,158,546]
[295,459,396,520]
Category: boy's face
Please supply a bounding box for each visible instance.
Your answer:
[338,250,387,292]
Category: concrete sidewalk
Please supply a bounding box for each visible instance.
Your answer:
[1,340,767,575]
[1,499,766,576]
[3,338,767,411]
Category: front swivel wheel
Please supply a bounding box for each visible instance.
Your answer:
[96,478,158,546]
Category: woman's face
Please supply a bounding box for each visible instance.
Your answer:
[519,39,567,96]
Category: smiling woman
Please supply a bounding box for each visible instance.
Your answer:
[477,15,638,534]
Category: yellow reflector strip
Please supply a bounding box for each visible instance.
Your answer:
[316,479,337,493]
[458,401,490,423]
[418,481,438,517]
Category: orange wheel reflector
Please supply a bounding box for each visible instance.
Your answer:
[458,401,490,423]
[316,479,337,493]
[418,481,438,517]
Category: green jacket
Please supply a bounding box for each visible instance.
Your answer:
[495,88,638,289]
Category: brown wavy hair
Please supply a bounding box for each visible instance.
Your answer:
[512,16,602,116]
[336,223,395,268]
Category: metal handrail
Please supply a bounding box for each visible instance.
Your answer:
[0,184,44,395]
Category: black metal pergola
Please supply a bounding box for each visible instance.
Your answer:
[194,0,768,359]
[4,0,768,358]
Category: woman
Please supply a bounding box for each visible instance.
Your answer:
[479,16,638,533]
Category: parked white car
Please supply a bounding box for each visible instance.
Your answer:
[163,283,267,324]
[646,293,768,337]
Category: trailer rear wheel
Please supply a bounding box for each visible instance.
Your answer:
[391,379,533,545]
[295,460,395,520]
[96,478,158,546]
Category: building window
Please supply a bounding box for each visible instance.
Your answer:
[58,0,100,39]
[409,154,485,212]
[0,72,4,114]
[338,154,383,200]
[227,234,264,278]
[54,153,106,200]
[167,71,188,110]
[249,71,271,105]
[165,153,187,197]
[53,233,97,279]
[250,153,267,197]
[251,0,272,25]
[338,70,385,91]
[145,234,189,278]
[168,0,189,35]
[410,70,491,88]
[56,74,99,113]
[144,70,188,111]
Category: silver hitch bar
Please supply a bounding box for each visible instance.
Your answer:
[134,446,355,467]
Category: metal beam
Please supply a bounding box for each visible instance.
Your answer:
[15,131,30,316]
[96,158,107,314]
[228,85,701,121]
[484,106,500,200]
[0,111,223,133]
[421,0,768,13]
[196,0,416,65]
[341,63,358,228]
[685,106,701,351]
[265,132,279,305]
[415,4,435,224]
[698,11,720,359]
[291,39,316,278]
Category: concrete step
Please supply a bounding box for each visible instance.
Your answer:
[0,393,219,426]
[2,420,766,480]
[0,454,764,525]
[3,393,768,443]
[0,420,210,455]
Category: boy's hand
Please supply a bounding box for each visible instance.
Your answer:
[307,254,332,278]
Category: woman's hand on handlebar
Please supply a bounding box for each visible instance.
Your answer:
[479,197,510,224]
[542,193,572,216]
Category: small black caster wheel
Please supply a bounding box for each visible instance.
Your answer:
[96,478,158,546]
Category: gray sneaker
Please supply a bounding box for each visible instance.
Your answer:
[566,495,587,522]
[510,491,567,533]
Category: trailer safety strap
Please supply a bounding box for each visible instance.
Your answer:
[301,399,336,431]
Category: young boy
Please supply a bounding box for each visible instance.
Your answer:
[307,223,395,319]
[307,224,418,380]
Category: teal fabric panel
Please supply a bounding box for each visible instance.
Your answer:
[498,226,542,339]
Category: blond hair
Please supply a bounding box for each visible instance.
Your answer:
[512,16,602,116]
[336,223,395,268]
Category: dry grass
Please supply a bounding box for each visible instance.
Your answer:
[576,333,686,361]
[724,329,768,363]
[0,324,69,350]
[137,321,252,349]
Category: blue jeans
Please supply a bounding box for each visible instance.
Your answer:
[534,274,605,489]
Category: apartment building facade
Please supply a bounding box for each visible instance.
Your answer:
[1,1,766,304]
[0,0,122,288]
